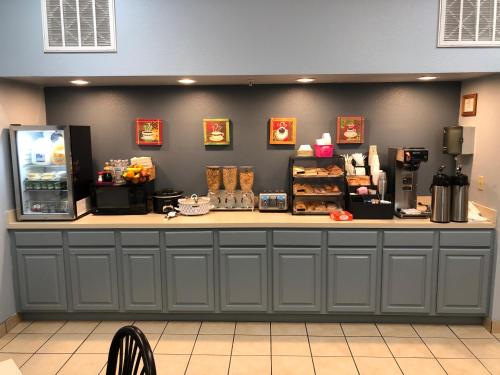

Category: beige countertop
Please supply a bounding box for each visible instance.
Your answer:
[6,209,496,230]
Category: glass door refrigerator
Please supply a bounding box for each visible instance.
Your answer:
[9,125,93,221]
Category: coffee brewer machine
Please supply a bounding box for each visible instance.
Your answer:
[388,147,430,218]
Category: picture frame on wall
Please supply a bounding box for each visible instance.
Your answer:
[136,119,163,146]
[203,118,231,145]
[461,93,478,117]
[269,117,297,145]
[336,116,364,144]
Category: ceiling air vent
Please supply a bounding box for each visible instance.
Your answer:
[41,0,116,52]
[439,0,500,46]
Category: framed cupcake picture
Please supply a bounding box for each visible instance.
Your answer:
[136,119,163,146]
[269,117,296,145]
[336,116,364,144]
[203,118,231,145]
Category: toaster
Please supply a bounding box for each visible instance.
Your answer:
[259,191,288,211]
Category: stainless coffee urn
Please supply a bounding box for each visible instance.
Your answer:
[450,165,469,222]
[430,166,451,223]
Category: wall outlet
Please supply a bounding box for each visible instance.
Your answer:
[478,175,485,191]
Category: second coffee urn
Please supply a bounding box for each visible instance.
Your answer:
[430,166,451,223]
[451,166,469,222]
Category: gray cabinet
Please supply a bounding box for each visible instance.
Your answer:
[220,248,267,311]
[328,248,377,313]
[273,248,321,312]
[437,248,491,315]
[165,249,214,311]
[69,247,119,311]
[13,231,66,311]
[68,231,119,311]
[121,231,162,311]
[10,228,493,319]
[122,248,162,311]
[16,248,67,311]
[382,248,433,313]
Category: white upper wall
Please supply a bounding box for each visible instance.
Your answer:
[1,0,500,77]
[0,79,46,322]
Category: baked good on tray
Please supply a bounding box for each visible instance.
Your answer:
[293,166,305,175]
[327,202,338,211]
[347,175,371,186]
[294,183,341,195]
[293,183,307,194]
[357,175,372,185]
[304,168,318,176]
[326,164,344,176]
[294,201,307,211]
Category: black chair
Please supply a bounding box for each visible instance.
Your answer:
[106,325,157,375]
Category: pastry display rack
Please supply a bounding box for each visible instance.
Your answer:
[289,155,346,215]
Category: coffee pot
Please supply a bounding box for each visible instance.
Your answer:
[430,165,451,223]
[450,165,469,222]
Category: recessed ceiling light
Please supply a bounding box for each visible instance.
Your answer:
[417,76,438,81]
[178,78,196,84]
[70,79,89,85]
[296,78,316,83]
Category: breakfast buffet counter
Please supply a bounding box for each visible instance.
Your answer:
[7,206,496,322]
[6,209,496,230]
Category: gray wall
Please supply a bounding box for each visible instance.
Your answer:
[45,82,459,195]
[0,79,46,322]
[1,0,500,77]
[459,74,500,320]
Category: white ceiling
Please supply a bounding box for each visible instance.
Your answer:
[6,72,492,87]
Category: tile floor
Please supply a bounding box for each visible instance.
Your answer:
[0,321,499,374]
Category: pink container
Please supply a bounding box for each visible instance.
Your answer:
[314,144,334,158]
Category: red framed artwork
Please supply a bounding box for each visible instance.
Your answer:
[136,119,163,146]
[336,116,364,144]
[203,118,231,145]
[269,118,296,145]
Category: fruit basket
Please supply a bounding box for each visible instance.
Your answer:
[122,165,156,184]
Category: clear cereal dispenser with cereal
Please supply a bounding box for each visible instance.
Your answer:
[206,166,222,207]
[239,166,255,209]
[222,166,238,208]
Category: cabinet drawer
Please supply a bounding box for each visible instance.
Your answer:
[219,231,267,246]
[384,231,434,247]
[15,231,62,247]
[273,231,322,246]
[440,231,492,248]
[164,231,213,247]
[121,231,160,247]
[328,231,378,247]
[68,231,115,247]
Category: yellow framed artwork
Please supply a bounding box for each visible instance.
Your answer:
[203,118,231,145]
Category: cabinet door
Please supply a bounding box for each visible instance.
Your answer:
[273,248,321,312]
[16,248,67,311]
[382,248,433,313]
[122,248,162,311]
[328,248,377,313]
[69,248,119,311]
[166,249,214,312]
[220,248,267,312]
[437,248,491,315]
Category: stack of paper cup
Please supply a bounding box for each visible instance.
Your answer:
[368,145,378,167]
[370,147,381,186]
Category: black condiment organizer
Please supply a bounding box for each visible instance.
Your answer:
[345,174,394,219]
